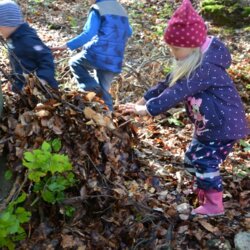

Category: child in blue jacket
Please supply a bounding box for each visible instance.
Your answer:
[0,0,58,92]
[52,0,132,111]
[120,0,249,216]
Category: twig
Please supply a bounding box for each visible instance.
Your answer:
[58,68,71,81]
[86,153,109,186]
[92,202,115,215]
[0,136,12,144]
[118,119,133,128]
[132,238,152,250]
[0,175,22,212]
[11,172,28,202]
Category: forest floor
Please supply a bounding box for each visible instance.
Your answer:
[0,0,249,249]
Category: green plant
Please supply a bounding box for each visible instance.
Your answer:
[23,139,76,204]
[64,205,76,217]
[0,193,31,250]
[167,117,184,127]
[233,164,250,178]
[4,170,13,181]
[162,65,172,75]
[239,140,250,152]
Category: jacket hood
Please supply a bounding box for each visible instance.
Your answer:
[203,37,232,69]
[9,22,37,39]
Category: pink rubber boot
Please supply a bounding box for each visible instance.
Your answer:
[196,188,205,205]
[192,178,205,205]
[191,189,224,216]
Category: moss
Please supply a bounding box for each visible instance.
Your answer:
[202,4,224,13]
[243,26,250,32]
[201,0,250,27]
[243,7,250,17]
[202,0,221,7]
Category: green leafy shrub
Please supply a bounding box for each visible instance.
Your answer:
[23,139,76,204]
[0,193,31,250]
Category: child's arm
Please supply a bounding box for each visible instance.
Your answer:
[66,10,101,50]
[24,41,58,89]
[119,74,170,115]
[143,74,171,102]
[51,10,100,52]
[121,64,213,116]
[146,64,213,116]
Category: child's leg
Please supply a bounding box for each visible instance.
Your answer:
[190,140,236,216]
[184,139,205,204]
[193,140,235,191]
[96,70,117,111]
[184,138,198,177]
[69,53,101,94]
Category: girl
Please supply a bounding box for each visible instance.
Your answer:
[120,0,249,216]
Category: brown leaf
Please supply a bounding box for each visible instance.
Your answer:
[198,219,220,234]
[84,107,115,130]
[35,109,51,117]
[239,190,250,208]
[61,234,76,248]
[14,124,28,138]
[86,92,96,101]
[48,116,64,134]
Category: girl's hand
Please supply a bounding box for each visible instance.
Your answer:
[119,103,148,116]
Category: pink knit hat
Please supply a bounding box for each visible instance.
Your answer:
[164,0,207,48]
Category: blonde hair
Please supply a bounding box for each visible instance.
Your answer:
[169,48,203,86]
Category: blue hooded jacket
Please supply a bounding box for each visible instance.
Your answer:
[144,37,249,141]
[7,23,58,90]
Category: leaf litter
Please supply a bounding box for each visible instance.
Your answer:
[0,0,249,249]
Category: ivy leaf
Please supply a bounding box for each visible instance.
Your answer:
[49,154,72,174]
[28,171,46,183]
[15,208,31,223]
[41,189,55,204]
[0,238,15,250]
[23,152,35,162]
[41,141,52,152]
[12,193,27,205]
[51,138,62,152]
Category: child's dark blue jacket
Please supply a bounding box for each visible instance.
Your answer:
[144,37,249,141]
[7,23,58,90]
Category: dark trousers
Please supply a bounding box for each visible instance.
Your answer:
[184,138,236,191]
[69,52,117,111]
